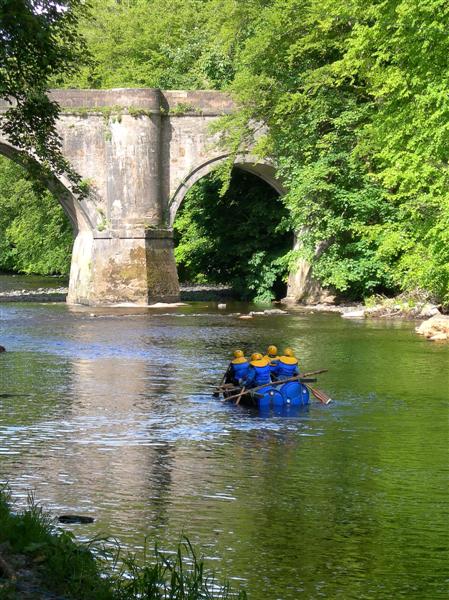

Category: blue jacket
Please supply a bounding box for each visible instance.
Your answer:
[275,356,299,379]
[264,354,280,374]
[245,358,272,387]
[230,357,250,383]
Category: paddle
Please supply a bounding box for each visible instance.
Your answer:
[301,369,328,377]
[304,384,332,405]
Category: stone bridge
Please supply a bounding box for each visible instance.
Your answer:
[0,89,315,305]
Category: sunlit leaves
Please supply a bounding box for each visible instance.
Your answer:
[0,0,88,178]
[0,157,72,275]
[222,0,449,302]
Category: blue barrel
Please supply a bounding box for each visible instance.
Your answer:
[300,384,310,405]
[280,381,309,406]
[254,386,284,409]
[274,405,303,417]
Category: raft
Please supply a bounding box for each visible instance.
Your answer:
[224,380,310,409]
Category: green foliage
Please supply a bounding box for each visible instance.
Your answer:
[339,0,449,304]
[174,169,292,302]
[62,0,266,91]
[216,0,449,304]
[218,0,394,299]
[0,157,73,275]
[0,1,88,180]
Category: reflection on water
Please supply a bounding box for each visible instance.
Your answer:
[0,300,448,599]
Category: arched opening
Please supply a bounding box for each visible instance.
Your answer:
[0,139,94,284]
[172,166,293,302]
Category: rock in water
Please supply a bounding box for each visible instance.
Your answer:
[416,314,449,341]
[341,310,365,319]
[429,333,448,341]
[58,515,94,524]
[418,303,441,318]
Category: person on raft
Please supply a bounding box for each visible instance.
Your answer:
[274,347,300,379]
[243,352,272,388]
[263,345,280,375]
[227,349,250,385]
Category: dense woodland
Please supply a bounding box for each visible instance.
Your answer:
[1,0,449,305]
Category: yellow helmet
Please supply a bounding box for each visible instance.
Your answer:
[267,345,278,356]
[251,352,263,361]
[233,349,244,359]
[283,347,295,357]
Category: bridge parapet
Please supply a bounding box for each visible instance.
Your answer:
[0,89,235,115]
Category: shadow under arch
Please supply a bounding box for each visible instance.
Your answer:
[0,141,95,235]
[168,153,286,226]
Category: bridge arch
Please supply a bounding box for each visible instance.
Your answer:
[168,153,286,227]
[0,141,94,235]
[169,153,294,300]
[0,139,107,304]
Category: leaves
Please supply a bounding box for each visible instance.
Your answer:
[0,157,72,275]
[0,0,89,178]
[220,0,449,303]
[173,169,292,301]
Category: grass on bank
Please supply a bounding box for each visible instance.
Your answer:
[0,486,246,600]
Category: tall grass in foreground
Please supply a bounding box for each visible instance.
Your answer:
[0,486,247,599]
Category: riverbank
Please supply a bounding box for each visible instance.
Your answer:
[0,284,235,303]
[0,488,246,600]
[282,293,444,320]
[0,279,445,330]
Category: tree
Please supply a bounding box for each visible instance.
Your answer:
[221,0,449,304]
[219,0,396,299]
[62,0,267,91]
[0,0,88,177]
[338,0,449,303]
[174,170,292,302]
[0,156,73,275]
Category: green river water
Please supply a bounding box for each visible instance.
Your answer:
[0,294,447,599]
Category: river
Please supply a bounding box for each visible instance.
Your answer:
[0,294,447,599]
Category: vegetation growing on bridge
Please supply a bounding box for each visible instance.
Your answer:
[1,0,449,304]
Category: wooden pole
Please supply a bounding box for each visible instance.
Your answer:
[221,374,303,402]
[235,386,246,406]
[213,364,232,397]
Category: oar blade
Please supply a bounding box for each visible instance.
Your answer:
[308,386,332,405]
